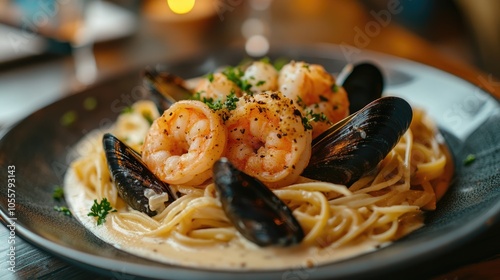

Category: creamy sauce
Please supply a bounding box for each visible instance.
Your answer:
[65,168,384,270]
[61,68,448,271]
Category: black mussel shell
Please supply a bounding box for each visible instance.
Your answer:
[142,66,192,112]
[341,62,384,113]
[213,158,304,247]
[302,96,412,186]
[103,133,177,216]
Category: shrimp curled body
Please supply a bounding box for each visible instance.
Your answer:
[243,61,279,94]
[194,73,242,102]
[279,61,350,138]
[142,100,227,186]
[224,91,312,188]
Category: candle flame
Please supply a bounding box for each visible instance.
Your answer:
[167,0,196,14]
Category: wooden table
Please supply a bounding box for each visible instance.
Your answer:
[0,1,498,279]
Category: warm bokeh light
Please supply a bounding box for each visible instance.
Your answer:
[245,35,269,57]
[167,0,196,14]
[241,18,265,38]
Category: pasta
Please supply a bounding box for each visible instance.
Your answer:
[64,60,452,269]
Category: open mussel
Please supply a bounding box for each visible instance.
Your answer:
[142,66,193,112]
[213,158,304,247]
[338,62,384,113]
[302,96,412,186]
[103,133,178,216]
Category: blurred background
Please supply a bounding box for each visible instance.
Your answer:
[0,0,499,126]
[0,2,499,278]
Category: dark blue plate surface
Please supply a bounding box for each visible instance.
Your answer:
[0,45,499,279]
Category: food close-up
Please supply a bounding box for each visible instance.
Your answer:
[65,59,453,269]
[0,1,498,279]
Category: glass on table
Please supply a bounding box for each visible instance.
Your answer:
[0,0,97,86]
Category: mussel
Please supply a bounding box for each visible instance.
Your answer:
[338,62,384,113]
[213,158,304,247]
[302,96,412,186]
[103,133,178,216]
[142,66,193,112]
[106,61,393,245]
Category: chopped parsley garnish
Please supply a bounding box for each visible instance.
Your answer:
[307,110,328,123]
[331,84,339,93]
[296,96,306,109]
[88,198,117,225]
[302,117,313,131]
[222,66,252,92]
[192,91,202,101]
[52,186,64,201]
[301,110,329,131]
[273,57,289,71]
[206,72,214,83]
[83,97,97,111]
[463,154,476,166]
[142,111,154,125]
[222,66,243,83]
[54,206,72,216]
[200,91,239,112]
[224,91,239,111]
[60,110,77,126]
[256,80,266,86]
[122,106,134,114]
[120,106,154,124]
[192,91,221,110]
[205,98,223,111]
[259,57,271,64]
[239,79,253,93]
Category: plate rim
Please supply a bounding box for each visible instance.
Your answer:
[1,43,499,279]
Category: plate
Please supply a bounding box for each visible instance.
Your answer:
[0,45,499,279]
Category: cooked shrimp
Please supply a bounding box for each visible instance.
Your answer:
[194,73,241,102]
[224,91,312,188]
[242,61,279,94]
[278,61,350,138]
[142,100,227,186]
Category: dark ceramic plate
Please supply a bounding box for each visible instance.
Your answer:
[0,45,499,279]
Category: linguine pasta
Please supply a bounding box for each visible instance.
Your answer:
[65,95,452,269]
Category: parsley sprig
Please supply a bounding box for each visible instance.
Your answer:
[205,72,214,82]
[52,186,64,201]
[296,96,330,130]
[223,91,239,111]
[88,198,117,225]
[272,57,289,71]
[142,111,154,125]
[205,99,223,111]
[296,96,306,109]
[331,84,339,93]
[222,66,252,92]
[259,56,288,71]
[54,206,72,216]
[307,110,328,123]
[195,91,239,112]
[52,186,72,216]
[463,154,476,166]
[122,106,134,114]
[302,117,313,130]
[301,111,329,131]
